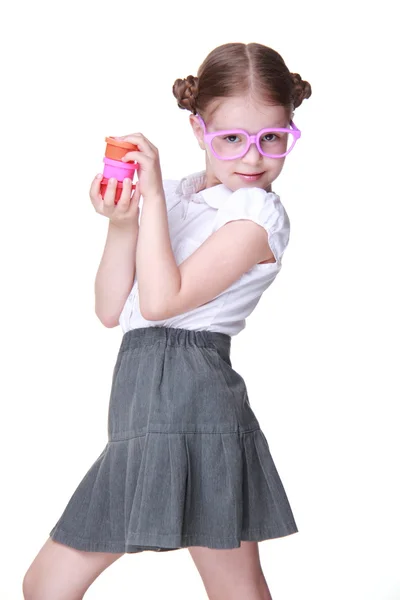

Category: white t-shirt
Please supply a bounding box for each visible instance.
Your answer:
[119,170,290,336]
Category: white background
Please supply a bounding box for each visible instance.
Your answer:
[1,0,399,598]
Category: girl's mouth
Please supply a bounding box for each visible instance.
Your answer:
[235,172,265,182]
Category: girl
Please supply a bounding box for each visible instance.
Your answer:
[23,42,312,600]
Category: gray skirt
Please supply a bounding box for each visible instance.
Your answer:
[49,326,298,553]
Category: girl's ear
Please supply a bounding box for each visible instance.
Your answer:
[189,114,205,150]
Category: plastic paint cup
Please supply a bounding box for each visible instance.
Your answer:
[102,156,138,182]
[105,137,138,161]
[100,177,136,204]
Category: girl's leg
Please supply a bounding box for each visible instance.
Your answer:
[23,538,124,600]
[188,541,273,600]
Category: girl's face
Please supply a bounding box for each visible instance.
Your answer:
[190,96,292,192]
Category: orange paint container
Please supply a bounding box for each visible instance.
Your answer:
[105,137,138,161]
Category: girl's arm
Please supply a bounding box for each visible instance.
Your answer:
[89,174,141,328]
[137,195,272,321]
[94,221,139,327]
[118,133,277,322]
[135,192,181,320]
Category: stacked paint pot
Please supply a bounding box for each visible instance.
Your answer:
[100,137,139,203]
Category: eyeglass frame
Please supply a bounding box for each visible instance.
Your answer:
[196,113,301,160]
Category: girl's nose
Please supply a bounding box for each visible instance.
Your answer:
[241,141,263,164]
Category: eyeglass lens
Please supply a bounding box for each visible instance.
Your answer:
[211,130,295,158]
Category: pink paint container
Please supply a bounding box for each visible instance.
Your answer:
[102,156,138,182]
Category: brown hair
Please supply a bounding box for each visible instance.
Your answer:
[172,43,312,118]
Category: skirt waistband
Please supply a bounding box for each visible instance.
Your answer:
[119,326,231,357]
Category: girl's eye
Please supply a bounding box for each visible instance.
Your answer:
[262,133,278,142]
[224,135,240,143]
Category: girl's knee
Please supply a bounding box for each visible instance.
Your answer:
[23,568,83,600]
[23,567,57,600]
[22,538,124,600]
[22,569,33,600]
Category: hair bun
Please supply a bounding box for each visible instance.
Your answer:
[172,75,199,114]
[290,73,312,109]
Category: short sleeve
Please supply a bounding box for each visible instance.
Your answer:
[211,188,290,265]
[162,179,181,212]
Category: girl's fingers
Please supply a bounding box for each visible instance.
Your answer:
[90,174,102,196]
[114,133,141,140]
[114,178,133,213]
[120,150,152,167]
[120,150,140,162]
[90,173,139,220]
[89,174,104,211]
[117,133,157,155]
[115,133,146,145]
[144,138,158,154]
[129,181,141,211]
[133,134,158,154]
[102,178,119,212]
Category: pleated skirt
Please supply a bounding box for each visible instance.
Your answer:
[49,326,298,553]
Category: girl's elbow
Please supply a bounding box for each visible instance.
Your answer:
[102,317,120,328]
[95,309,120,328]
[140,306,161,321]
[140,299,166,321]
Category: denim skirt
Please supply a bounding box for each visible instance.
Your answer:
[49,326,298,553]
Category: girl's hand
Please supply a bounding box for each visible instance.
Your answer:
[89,175,140,229]
[115,133,164,200]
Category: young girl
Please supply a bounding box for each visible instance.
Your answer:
[23,42,312,600]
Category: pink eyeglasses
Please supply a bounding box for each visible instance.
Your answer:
[197,114,301,160]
